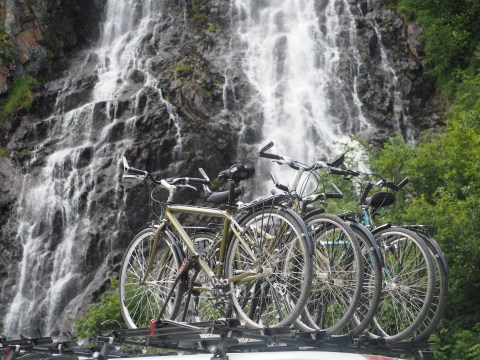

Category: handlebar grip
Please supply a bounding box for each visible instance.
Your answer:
[259,141,274,154]
[397,177,409,189]
[324,193,343,199]
[191,178,209,185]
[328,168,349,176]
[257,152,282,160]
[171,177,209,185]
[276,183,289,192]
[327,153,345,168]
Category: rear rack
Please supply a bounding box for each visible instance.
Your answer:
[1,320,434,360]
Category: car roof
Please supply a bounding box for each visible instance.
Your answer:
[116,351,403,360]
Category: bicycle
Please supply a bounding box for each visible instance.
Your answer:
[119,156,313,329]
[255,142,381,336]
[331,168,441,343]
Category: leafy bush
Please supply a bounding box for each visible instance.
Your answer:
[74,278,126,338]
[1,76,38,126]
[174,61,192,78]
[368,73,480,357]
[396,0,480,96]
[0,40,17,66]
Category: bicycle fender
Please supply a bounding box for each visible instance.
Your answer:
[303,208,326,219]
[349,222,384,268]
[279,206,313,256]
[371,223,392,233]
[163,228,187,261]
[416,233,449,274]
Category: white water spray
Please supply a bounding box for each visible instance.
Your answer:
[229,0,370,193]
[3,0,181,336]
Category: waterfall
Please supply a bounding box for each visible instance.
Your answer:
[228,0,371,193]
[3,0,181,336]
[2,0,414,336]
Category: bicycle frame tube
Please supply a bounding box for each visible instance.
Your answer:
[143,221,166,282]
[164,203,250,281]
[362,208,372,230]
[141,201,278,292]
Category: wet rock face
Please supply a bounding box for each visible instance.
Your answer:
[344,2,438,143]
[0,0,444,335]
[0,0,242,334]
[0,0,105,96]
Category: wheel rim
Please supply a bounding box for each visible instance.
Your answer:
[371,231,433,340]
[227,211,310,328]
[120,230,181,328]
[302,220,362,333]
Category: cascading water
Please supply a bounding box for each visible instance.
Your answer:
[1,0,415,336]
[227,0,412,194]
[229,0,370,190]
[3,1,183,336]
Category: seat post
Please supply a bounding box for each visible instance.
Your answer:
[227,180,238,209]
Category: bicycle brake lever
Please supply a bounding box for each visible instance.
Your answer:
[123,174,142,180]
[122,156,130,171]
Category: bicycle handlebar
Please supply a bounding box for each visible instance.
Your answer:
[258,152,283,160]
[122,156,209,188]
[328,168,361,177]
[258,141,274,154]
[397,177,409,189]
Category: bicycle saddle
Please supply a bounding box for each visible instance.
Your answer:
[218,164,255,181]
[366,192,395,209]
[207,187,242,203]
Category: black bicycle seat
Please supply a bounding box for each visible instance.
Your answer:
[207,188,242,203]
[218,164,255,181]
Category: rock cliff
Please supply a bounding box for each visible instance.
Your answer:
[0,0,443,335]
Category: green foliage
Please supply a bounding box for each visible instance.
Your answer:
[174,61,192,78]
[1,76,38,125]
[395,0,480,96]
[368,73,480,357]
[0,39,17,66]
[0,21,14,64]
[434,323,480,360]
[74,278,126,338]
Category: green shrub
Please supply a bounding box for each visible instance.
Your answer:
[1,76,38,125]
[74,278,126,338]
[174,61,192,78]
[396,0,480,97]
[0,40,17,66]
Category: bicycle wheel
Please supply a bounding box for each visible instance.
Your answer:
[184,230,233,323]
[335,222,383,337]
[367,227,435,343]
[297,213,364,334]
[225,206,312,328]
[119,227,185,328]
[409,234,448,341]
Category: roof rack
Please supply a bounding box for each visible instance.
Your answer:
[1,320,434,360]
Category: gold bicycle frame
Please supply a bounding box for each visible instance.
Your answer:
[143,202,260,289]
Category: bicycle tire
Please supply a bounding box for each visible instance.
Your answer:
[119,227,185,328]
[367,227,435,343]
[342,223,383,337]
[225,206,312,328]
[296,213,364,334]
[409,234,448,341]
